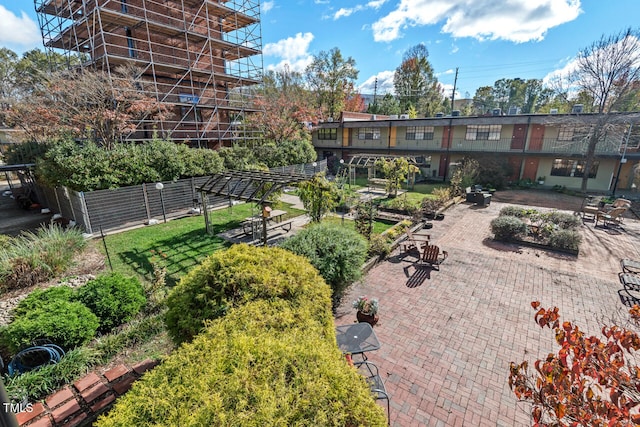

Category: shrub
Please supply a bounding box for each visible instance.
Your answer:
[76,272,146,333]
[1,300,99,353]
[280,222,368,309]
[548,230,582,252]
[547,211,581,229]
[499,206,528,217]
[165,244,331,344]
[12,286,75,318]
[0,225,86,292]
[96,300,386,427]
[491,216,527,241]
[368,234,391,258]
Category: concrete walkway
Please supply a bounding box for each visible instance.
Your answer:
[335,190,640,426]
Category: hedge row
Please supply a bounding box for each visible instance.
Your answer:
[97,245,387,426]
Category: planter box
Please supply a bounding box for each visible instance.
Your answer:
[495,237,579,256]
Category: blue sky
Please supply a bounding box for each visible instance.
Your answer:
[1,0,639,99]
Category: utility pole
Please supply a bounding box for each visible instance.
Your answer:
[450,67,458,112]
[443,67,458,182]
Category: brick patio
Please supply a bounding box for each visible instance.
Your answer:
[335,190,640,426]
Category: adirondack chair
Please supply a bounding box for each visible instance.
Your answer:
[420,244,448,270]
[400,229,430,255]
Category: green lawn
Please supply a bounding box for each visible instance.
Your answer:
[321,215,396,235]
[103,201,304,286]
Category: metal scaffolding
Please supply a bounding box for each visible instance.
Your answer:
[34,0,263,148]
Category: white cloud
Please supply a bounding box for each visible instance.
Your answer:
[262,1,274,13]
[263,32,315,73]
[372,0,582,43]
[359,70,395,94]
[0,6,41,49]
[334,0,388,20]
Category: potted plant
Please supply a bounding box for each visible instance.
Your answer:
[537,176,546,185]
[353,295,379,326]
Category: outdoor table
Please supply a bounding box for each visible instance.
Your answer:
[242,209,286,235]
[335,323,381,361]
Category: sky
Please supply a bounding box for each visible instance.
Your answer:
[1,0,639,100]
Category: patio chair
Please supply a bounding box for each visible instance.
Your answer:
[356,361,390,426]
[595,206,627,228]
[420,244,448,270]
[401,229,430,255]
[621,259,640,274]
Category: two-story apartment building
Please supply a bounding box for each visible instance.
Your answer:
[35,0,262,148]
[312,111,640,192]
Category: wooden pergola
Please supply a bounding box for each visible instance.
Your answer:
[345,155,430,188]
[197,170,309,245]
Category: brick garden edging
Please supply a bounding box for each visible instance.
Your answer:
[15,359,159,427]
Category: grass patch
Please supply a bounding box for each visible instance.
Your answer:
[102,202,304,285]
[320,216,395,235]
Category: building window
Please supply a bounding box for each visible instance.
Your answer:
[550,159,599,178]
[121,0,128,13]
[557,126,574,141]
[318,128,337,140]
[465,125,501,140]
[358,127,380,140]
[125,28,135,58]
[406,126,434,140]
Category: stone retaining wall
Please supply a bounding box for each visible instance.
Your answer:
[14,359,159,427]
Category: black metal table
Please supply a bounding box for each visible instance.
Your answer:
[335,323,381,360]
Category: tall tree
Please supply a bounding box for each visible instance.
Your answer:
[0,48,18,100]
[393,44,443,117]
[246,66,315,145]
[2,65,170,147]
[472,86,496,114]
[570,27,640,191]
[305,47,358,120]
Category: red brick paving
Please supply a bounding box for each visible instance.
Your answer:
[335,190,640,426]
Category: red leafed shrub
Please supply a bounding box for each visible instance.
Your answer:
[509,301,640,426]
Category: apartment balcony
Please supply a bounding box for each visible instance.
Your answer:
[316,137,625,157]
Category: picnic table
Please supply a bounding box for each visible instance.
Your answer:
[241,209,291,236]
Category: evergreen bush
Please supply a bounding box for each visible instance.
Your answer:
[548,230,582,253]
[491,216,528,241]
[280,222,368,308]
[96,299,386,427]
[165,244,331,344]
[1,300,99,352]
[11,286,75,318]
[76,272,146,333]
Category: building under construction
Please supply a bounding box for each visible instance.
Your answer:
[35,0,263,148]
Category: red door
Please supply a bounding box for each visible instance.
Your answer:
[441,126,451,148]
[529,125,545,151]
[522,158,539,181]
[507,157,523,181]
[438,155,448,178]
[511,124,527,149]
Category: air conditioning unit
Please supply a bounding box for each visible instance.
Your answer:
[550,108,558,115]
[435,112,444,117]
[389,114,398,119]
[451,110,460,117]
[571,104,583,114]
[399,114,409,119]
[507,106,520,115]
[492,108,502,116]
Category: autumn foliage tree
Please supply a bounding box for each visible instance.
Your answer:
[509,301,640,426]
[246,67,316,144]
[3,65,170,147]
